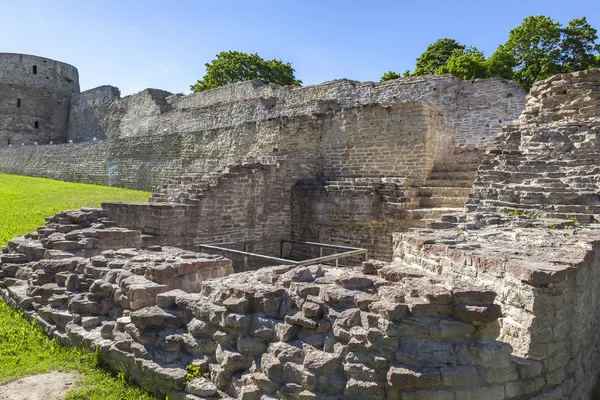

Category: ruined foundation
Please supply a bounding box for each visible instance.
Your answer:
[2,57,600,398]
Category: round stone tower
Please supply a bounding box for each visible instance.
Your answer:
[0,53,79,147]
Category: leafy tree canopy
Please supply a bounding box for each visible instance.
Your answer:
[191,51,302,93]
[501,15,563,89]
[414,38,466,76]
[435,47,487,80]
[382,16,600,90]
[380,71,402,82]
[560,17,600,72]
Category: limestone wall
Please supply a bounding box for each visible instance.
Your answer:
[1,101,452,191]
[66,85,120,143]
[290,179,418,262]
[68,75,525,150]
[391,68,600,398]
[0,141,109,185]
[104,156,321,266]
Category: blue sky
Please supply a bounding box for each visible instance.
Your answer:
[2,0,599,95]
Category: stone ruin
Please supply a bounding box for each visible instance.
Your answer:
[1,68,600,399]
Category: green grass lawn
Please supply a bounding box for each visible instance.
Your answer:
[0,173,155,399]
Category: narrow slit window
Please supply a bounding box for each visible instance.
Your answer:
[16,98,21,108]
[7,139,10,146]
[34,121,39,128]
[33,65,37,74]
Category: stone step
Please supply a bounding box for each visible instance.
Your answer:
[418,187,472,198]
[425,179,473,188]
[424,220,458,229]
[405,207,464,220]
[468,200,600,215]
[430,163,480,172]
[420,196,467,208]
[141,234,159,248]
[428,171,478,181]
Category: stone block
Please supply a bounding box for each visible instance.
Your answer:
[387,365,441,389]
[440,365,478,387]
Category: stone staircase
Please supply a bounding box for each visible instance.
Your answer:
[405,163,479,229]
[149,160,280,206]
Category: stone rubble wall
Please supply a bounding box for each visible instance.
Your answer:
[391,68,600,398]
[0,208,543,399]
[393,222,600,399]
[465,68,600,222]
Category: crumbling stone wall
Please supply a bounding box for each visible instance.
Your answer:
[393,68,600,398]
[291,178,418,261]
[66,85,120,143]
[67,75,525,151]
[465,68,600,220]
[0,53,79,147]
[104,156,322,262]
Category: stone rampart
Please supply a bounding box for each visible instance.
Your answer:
[67,75,525,150]
[1,101,454,191]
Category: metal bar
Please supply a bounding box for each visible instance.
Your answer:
[197,244,299,265]
[319,247,323,257]
[335,258,339,268]
[297,249,367,266]
[281,239,363,251]
[244,256,248,272]
[203,240,262,247]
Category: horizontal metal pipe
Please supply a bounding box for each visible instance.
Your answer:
[197,244,299,265]
[297,249,368,266]
[282,239,364,251]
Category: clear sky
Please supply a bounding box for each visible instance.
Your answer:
[2,0,599,95]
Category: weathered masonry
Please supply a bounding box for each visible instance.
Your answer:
[0,53,79,147]
[0,54,526,192]
[9,56,600,399]
[3,68,600,399]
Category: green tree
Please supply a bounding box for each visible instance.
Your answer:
[435,47,488,80]
[414,38,466,76]
[191,51,302,92]
[486,45,517,80]
[502,16,563,89]
[560,17,600,72]
[380,71,402,82]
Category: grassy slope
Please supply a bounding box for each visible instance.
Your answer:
[0,173,149,245]
[0,173,155,399]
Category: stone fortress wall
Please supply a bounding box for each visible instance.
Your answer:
[0,54,526,193]
[0,53,80,147]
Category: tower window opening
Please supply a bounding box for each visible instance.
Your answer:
[34,121,39,128]
[16,98,20,108]
[7,139,10,146]
[33,65,37,74]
